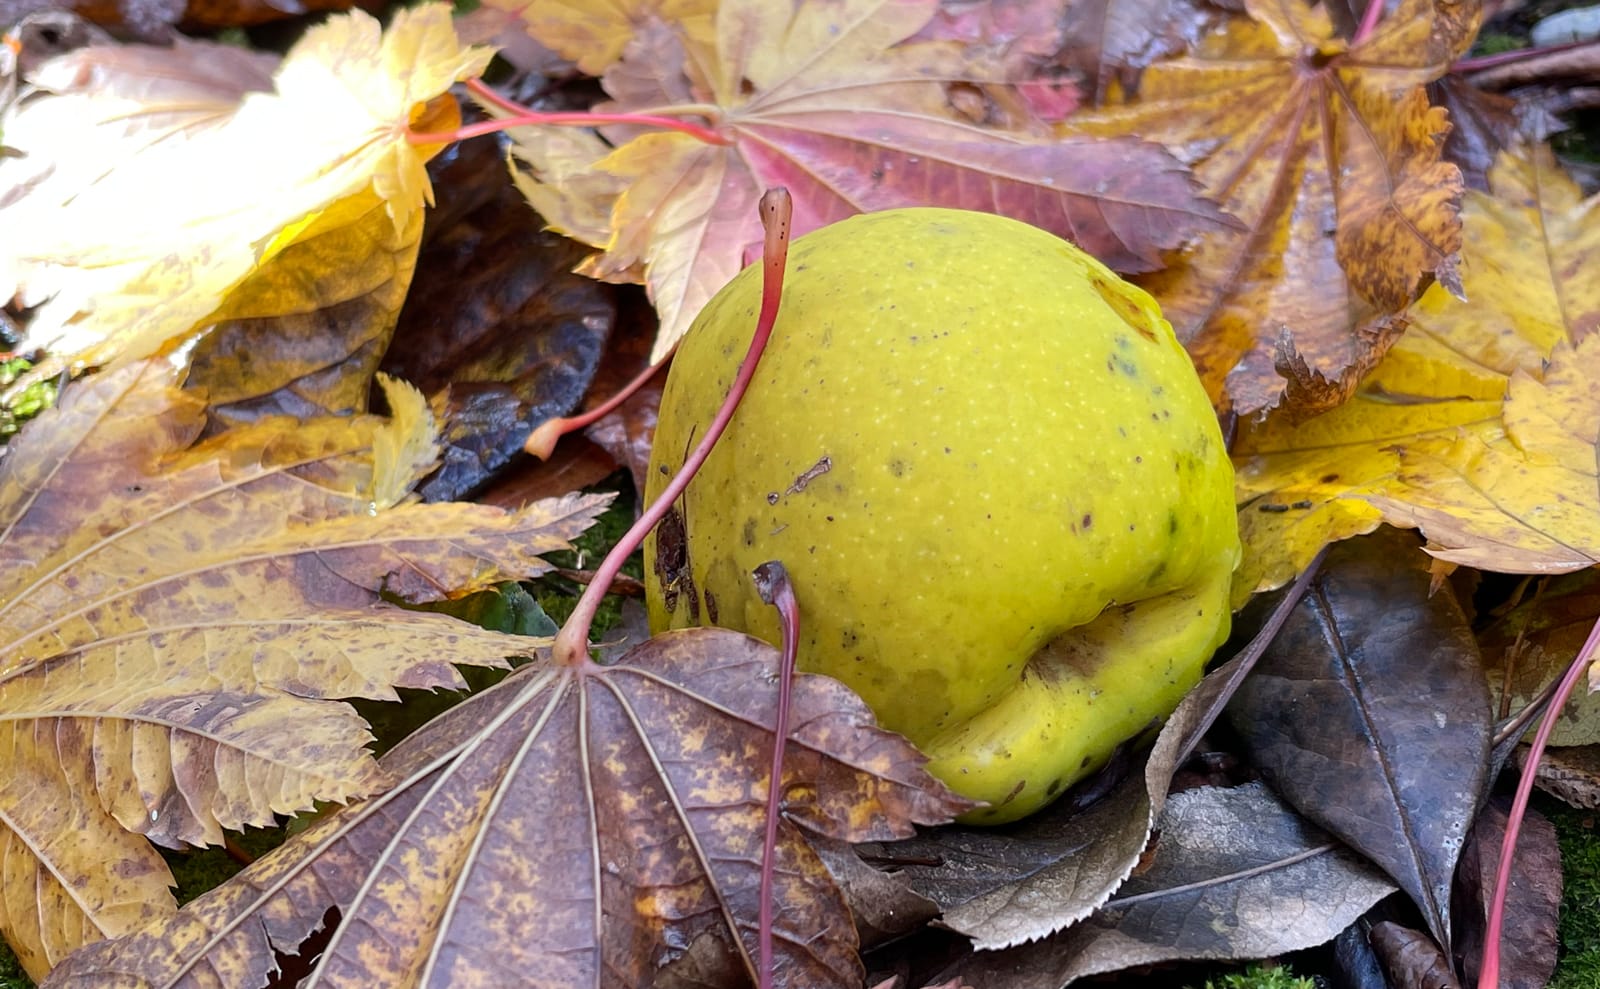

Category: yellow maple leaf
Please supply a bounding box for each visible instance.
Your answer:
[1233,147,1600,601]
[0,4,491,382]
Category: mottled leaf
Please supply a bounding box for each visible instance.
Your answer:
[1232,147,1600,601]
[46,629,969,987]
[934,783,1396,987]
[1226,528,1491,954]
[1073,0,1476,418]
[0,362,606,978]
[509,0,1230,359]
[490,0,717,76]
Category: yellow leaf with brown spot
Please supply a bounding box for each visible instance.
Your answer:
[0,5,491,387]
[1233,147,1600,601]
[0,362,607,979]
[1072,0,1477,418]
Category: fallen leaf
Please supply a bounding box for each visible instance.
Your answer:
[1519,744,1600,809]
[1332,919,1393,989]
[0,34,275,221]
[1226,528,1492,954]
[1231,146,1600,600]
[509,0,1231,360]
[1454,797,1561,989]
[380,135,619,502]
[45,629,970,987]
[1479,571,1600,747]
[1054,0,1220,102]
[1072,0,1476,418]
[0,4,491,385]
[933,782,1396,988]
[0,360,607,978]
[1369,921,1460,989]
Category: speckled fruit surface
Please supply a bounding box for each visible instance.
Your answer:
[644,207,1239,823]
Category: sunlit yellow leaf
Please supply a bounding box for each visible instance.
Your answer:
[1233,147,1600,600]
[0,4,491,382]
[489,0,717,76]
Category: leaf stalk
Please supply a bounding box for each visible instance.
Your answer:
[549,188,794,668]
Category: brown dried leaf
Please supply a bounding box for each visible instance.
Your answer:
[46,629,970,987]
[1073,0,1476,418]
[1454,798,1561,989]
[0,361,606,978]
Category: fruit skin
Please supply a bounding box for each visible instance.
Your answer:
[644,207,1239,824]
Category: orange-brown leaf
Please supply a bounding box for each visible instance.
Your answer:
[0,362,606,978]
[45,630,971,988]
[1073,0,1477,418]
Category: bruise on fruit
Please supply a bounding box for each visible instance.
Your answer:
[785,454,832,494]
[653,503,699,622]
[1088,268,1161,343]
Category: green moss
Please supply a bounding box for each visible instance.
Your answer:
[529,472,642,643]
[1189,963,1315,989]
[1472,32,1527,55]
[0,941,30,989]
[1548,798,1600,989]
[164,825,294,907]
[0,359,57,440]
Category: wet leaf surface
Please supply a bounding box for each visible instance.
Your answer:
[1226,528,1492,953]
[932,782,1395,988]
[45,629,970,987]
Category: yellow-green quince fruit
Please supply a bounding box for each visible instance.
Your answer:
[643,207,1240,823]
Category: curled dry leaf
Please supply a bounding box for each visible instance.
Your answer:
[935,783,1396,988]
[509,0,1231,360]
[1226,528,1491,954]
[45,628,971,988]
[1072,0,1476,419]
[0,4,491,384]
[0,361,608,979]
[1232,147,1600,601]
